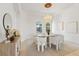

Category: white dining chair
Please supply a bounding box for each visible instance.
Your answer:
[49,34,64,51]
[36,33,47,52]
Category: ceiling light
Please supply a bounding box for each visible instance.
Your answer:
[44,3,53,8]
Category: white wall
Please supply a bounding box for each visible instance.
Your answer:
[52,4,79,44]
[15,4,36,41]
[18,11,42,41]
[0,3,17,42]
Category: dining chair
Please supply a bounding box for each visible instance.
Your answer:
[36,33,47,52]
[49,34,64,51]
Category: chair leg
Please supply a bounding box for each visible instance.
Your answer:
[49,43,52,48]
[42,45,44,52]
[56,44,59,51]
[37,45,40,52]
[59,43,64,50]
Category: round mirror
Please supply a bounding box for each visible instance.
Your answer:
[3,13,12,31]
[3,13,12,40]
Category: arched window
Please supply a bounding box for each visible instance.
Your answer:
[46,22,50,35]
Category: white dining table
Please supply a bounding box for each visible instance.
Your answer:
[34,33,64,51]
[34,34,56,47]
[35,34,57,37]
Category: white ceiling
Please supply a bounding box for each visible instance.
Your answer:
[20,3,74,14]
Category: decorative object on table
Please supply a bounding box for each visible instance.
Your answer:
[5,25,10,40]
[2,13,20,42]
[9,29,20,43]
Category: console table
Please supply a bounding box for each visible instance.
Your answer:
[0,37,21,56]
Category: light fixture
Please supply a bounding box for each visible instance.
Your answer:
[43,14,52,20]
[44,3,53,8]
[43,14,52,23]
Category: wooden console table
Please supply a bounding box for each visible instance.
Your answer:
[0,37,21,56]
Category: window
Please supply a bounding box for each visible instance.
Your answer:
[36,22,42,33]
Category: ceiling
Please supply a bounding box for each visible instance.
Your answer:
[20,3,74,14]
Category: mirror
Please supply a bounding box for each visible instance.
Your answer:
[3,13,12,40]
[3,13,12,31]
